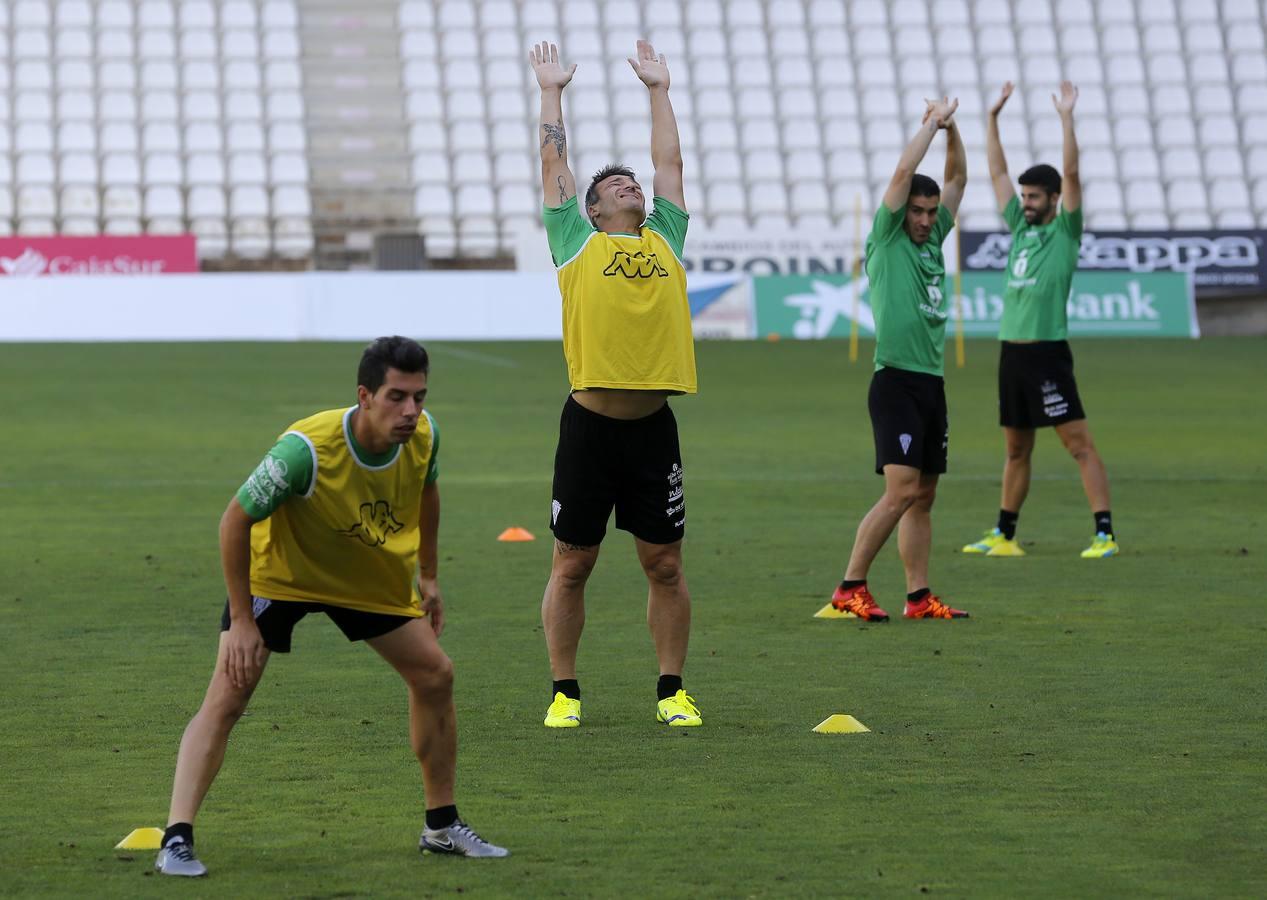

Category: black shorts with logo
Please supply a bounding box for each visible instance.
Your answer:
[868,366,948,475]
[998,340,1087,429]
[220,597,414,653]
[550,394,685,547]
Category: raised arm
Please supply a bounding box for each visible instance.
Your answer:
[627,39,684,209]
[529,42,578,206]
[882,97,957,212]
[940,120,968,218]
[1053,81,1081,213]
[986,82,1017,212]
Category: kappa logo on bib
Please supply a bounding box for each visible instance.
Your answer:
[341,500,405,546]
[603,249,669,279]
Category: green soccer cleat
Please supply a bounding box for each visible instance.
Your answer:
[962,528,1025,557]
[543,692,581,728]
[1080,532,1119,558]
[657,690,702,727]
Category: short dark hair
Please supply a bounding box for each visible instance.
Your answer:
[357,336,429,394]
[1018,164,1062,195]
[909,174,941,199]
[584,163,637,223]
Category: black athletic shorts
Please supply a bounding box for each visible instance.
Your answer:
[220,597,414,653]
[998,340,1086,429]
[550,394,685,547]
[868,366,948,475]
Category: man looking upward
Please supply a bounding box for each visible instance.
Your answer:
[528,41,701,728]
[962,81,1118,559]
[829,99,970,623]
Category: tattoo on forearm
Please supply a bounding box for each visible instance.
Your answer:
[557,175,567,204]
[542,119,566,158]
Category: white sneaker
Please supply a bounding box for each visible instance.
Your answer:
[154,838,208,877]
[419,820,509,858]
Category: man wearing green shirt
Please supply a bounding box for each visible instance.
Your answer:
[962,81,1118,560]
[828,98,970,623]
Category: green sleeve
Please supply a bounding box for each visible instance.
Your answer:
[930,204,956,245]
[870,203,905,245]
[1002,194,1025,233]
[542,196,596,266]
[643,197,689,259]
[423,411,439,485]
[1058,204,1084,240]
[236,433,315,520]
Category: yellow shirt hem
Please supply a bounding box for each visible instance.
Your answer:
[251,584,424,617]
[571,380,697,393]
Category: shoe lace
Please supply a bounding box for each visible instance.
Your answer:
[167,842,197,862]
[924,596,954,618]
[450,822,489,848]
[670,692,700,715]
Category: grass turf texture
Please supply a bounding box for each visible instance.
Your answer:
[1,338,1264,899]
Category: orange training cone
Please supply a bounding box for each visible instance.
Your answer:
[497,526,536,542]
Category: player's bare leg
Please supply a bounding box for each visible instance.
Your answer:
[369,617,457,809]
[1000,426,1036,512]
[636,538,690,676]
[542,541,599,680]
[1055,419,1110,511]
[167,631,270,827]
[897,473,939,593]
[844,464,923,581]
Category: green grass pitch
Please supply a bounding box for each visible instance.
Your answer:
[1,338,1264,898]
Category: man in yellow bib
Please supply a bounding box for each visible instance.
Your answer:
[529,40,701,728]
[155,337,507,877]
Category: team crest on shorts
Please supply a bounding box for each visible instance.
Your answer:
[899,433,913,455]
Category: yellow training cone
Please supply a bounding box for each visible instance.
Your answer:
[497,527,535,542]
[813,714,870,734]
[115,827,164,850]
[813,603,857,619]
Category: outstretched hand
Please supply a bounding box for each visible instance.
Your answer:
[923,95,959,129]
[528,41,576,90]
[989,81,1014,117]
[627,39,670,89]
[1052,80,1078,116]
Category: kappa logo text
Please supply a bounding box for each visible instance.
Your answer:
[341,500,404,546]
[604,250,669,278]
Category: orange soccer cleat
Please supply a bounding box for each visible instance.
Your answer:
[830,584,890,622]
[903,594,969,619]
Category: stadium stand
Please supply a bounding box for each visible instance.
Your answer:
[1,0,1265,266]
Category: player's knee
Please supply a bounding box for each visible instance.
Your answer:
[405,653,454,696]
[553,555,596,588]
[1065,438,1094,462]
[205,687,251,725]
[913,484,937,511]
[641,554,682,588]
[1005,442,1033,462]
[884,481,922,511]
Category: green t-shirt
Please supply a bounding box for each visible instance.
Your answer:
[865,203,956,376]
[237,411,440,520]
[542,195,688,266]
[999,195,1083,341]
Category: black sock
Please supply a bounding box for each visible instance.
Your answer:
[997,509,1019,541]
[1094,511,1113,536]
[657,674,683,701]
[425,804,459,831]
[163,823,194,848]
[552,679,580,700]
[907,588,930,604]
[839,578,866,592]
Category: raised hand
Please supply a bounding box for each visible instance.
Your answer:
[627,39,670,89]
[528,41,576,91]
[925,95,959,129]
[989,81,1014,117]
[1052,80,1078,116]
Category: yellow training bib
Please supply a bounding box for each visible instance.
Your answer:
[249,407,434,616]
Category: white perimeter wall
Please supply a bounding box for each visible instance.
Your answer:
[1,272,566,341]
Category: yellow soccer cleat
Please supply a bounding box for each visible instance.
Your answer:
[657,690,702,727]
[543,692,581,728]
[1080,532,1119,558]
[962,528,1025,557]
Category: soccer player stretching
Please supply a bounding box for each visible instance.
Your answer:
[529,41,701,727]
[962,82,1118,559]
[155,338,507,876]
[830,99,970,622]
